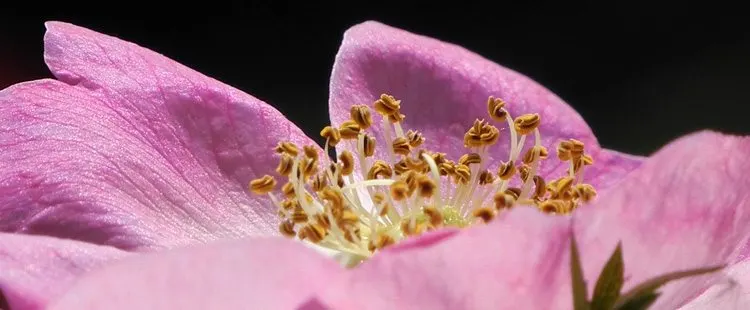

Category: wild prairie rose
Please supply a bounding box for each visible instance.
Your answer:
[0,20,748,310]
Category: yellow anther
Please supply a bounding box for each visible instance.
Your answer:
[514,113,541,135]
[522,145,549,164]
[320,126,342,147]
[405,155,427,172]
[276,154,294,176]
[487,96,508,121]
[494,192,516,210]
[311,174,327,192]
[313,213,331,230]
[392,137,411,156]
[249,175,276,194]
[291,205,309,223]
[372,192,386,205]
[319,187,345,209]
[581,154,594,165]
[274,141,299,157]
[339,120,361,140]
[303,145,318,161]
[453,164,471,184]
[479,170,495,185]
[373,94,401,115]
[423,206,443,227]
[393,159,409,176]
[417,174,437,198]
[336,209,359,228]
[459,153,482,166]
[464,119,500,148]
[401,171,419,196]
[497,160,516,180]
[300,223,327,243]
[471,207,496,223]
[378,202,392,217]
[362,134,376,157]
[279,220,296,238]
[367,160,393,180]
[570,139,585,158]
[557,140,573,161]
[533,175,546,199]
[281,182,296,198]
[438,161,456,176]
[573,184,597,202]
[368,233,395,252]
[505,187,521,200]
[518,164,531,182]
[350,104,373,129]
[400,218,427,237]
[406,130,425,148]
[301,157,318,179]
[431,152,447,165]
[538,199,573,214]
[549,177,574,199]
[339,151,355,176]
[280,198,299,211]
[390,180,409,201]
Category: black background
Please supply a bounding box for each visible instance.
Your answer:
[2,1,748,155]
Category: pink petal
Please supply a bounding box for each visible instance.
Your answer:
[0,22,322,249]
[318,207,574,310]
[0,233,127,310]
[679,260,750,309]
[328,21,640,186]
[575,130,750,309]
[49,237,341,309]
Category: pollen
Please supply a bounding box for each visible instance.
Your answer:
[249,93,598,267]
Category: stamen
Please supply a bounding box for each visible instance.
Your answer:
[250,93,600,267]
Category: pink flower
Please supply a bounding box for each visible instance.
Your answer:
[0,20,748,310]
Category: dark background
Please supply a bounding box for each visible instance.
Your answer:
[1,1,748,155]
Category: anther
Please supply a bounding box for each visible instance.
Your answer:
[497,161,516,180]
[279,220,296,238]
[282,182,296,198]
[479,170,495,185]
[339,120,361,140]
[459,153,482,166]
[367,160,394,179]
[392,137,412,156]
[249,175,276,194]
[471,207,496,223]
[522,145,549,164]
[493,192,515,210]
[532,175,546,199]
[276,154,294,176]
[406,130,425,148]
[291,205,308,223]
[505,187,522,200]
[362,134,376,157]
[393,159,409,175]
[274,141,299,157]
[417,174,437,198]
[514,113,541,135]
[320,126,342,147]
[319,187,344,209]
[573,184,597,202]
[423,206,443,227]
[300,223,327,243]
[350,104,373,129]
[453,164,471,184]
[311,174,327,192]
[303,145,318,161]
[487,96,508,121]
[368,233,395,252]
[390,180,409,201]
[338,151,355,176]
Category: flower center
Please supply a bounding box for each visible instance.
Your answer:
[250,94,597,267]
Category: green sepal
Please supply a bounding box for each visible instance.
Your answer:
[570,231,590,310]
[612,265,725,309]
[613,292,660,310]
[590,242,624,310]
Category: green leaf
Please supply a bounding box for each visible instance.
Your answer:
[591,242,624,310]
[614,292,660,310]
[613,265,725,309]
[570,232,590,310]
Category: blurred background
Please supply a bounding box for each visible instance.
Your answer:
[1,1,748,155]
